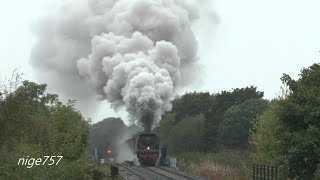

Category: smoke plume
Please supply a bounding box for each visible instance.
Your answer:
[31,0,200,131]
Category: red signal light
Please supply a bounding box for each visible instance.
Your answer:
[147,147,150,150]
[107,149,112,155]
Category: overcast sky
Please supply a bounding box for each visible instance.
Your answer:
[1,0,320,122]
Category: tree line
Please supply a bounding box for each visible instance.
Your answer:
[3,62,320,179]
[156,86,269,153]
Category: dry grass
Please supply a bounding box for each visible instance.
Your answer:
[176,150,251,180]
[179,160,242,180]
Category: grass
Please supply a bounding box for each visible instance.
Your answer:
[176,149,252,180]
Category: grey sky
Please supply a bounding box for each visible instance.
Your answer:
[1,0,319,123]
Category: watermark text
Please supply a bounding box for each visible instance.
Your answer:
[17,156,63,168]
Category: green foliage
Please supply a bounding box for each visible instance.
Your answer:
[218,99,269,146]
[49,102,89,160]
[172,92,213,122]
[314,164,320,179]
[204,86,264,150]
[158,112,175,146]
[0,79,107,179]
[167,114,205,153]
[252,63,320,179]
[159,86,265,151]
[276,165,288,180]
[251,101,286,166]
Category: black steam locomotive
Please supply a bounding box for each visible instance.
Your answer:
[127,132,159,166]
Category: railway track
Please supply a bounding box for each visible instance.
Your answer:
[144,166,204,180]
[153,166,204,180]
[115,163,206,180]
[117,163,148,180]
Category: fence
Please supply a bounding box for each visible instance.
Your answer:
[253,164,277,180]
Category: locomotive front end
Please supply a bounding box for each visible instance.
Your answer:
[136,133,159,166]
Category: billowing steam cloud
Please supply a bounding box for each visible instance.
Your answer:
[31,0,200,131]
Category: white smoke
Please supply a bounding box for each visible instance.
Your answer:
[31,0,201,130]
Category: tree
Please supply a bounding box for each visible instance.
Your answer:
[251,101,286,166]
[0,80,105,179]
[0,81,57,146]
[252,63,320,179]
[171,92,213,123]
[158,87,265,152]
[49,100,90,160]
[167,114,205,153]
[218,98,269,146]
[204,86,264,150]
[159,112,176,146]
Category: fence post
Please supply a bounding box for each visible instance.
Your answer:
[253,164,255,180]
[260,164,262,180]
[110,165,118,178]
[253,164,280,180]
[256,164,258,180]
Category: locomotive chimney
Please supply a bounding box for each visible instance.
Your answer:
[141,111,154,133]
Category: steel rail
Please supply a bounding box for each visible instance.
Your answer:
[144,166,176,180]
[119,163,148,180]
[155,166,197,180]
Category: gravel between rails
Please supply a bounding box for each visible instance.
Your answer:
[117,163,148,180]
[130,166,169,180]
[145,166,201,180]
[155,166,208,180]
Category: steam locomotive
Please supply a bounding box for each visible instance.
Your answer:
[127,132,159,166]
